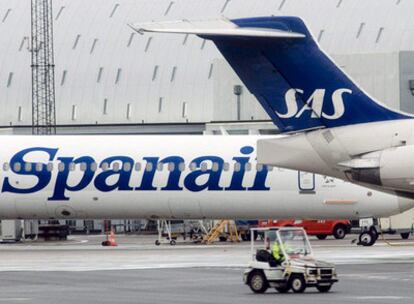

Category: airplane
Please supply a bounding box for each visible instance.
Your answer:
[0,135,412,246]
[130,16,414,243]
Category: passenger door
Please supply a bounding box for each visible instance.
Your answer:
[298,171,315,194]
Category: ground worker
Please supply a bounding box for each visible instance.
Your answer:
[271,241,285,264]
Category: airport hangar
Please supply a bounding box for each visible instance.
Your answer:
[1,0,414,234]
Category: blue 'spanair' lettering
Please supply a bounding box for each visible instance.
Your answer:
[1,146,270,200]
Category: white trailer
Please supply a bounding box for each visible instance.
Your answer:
[380,208,414,239]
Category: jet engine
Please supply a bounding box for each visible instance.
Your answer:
[343,145,414,193]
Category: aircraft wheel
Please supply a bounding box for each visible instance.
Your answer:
[155,240,161,246]
[316,235,327,240]
[248,271,268,294]
[358,231,376,246]
[316,284,332,293]
[170,239,176,246]
[289,274,306,293]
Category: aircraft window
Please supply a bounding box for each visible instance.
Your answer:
[35,163,43,172]
[157,163,163,171]
[212,162,219,172]
[69,162,75,171]
[3,163,9,171]
[112,162,120,172]
[223,162,230,172]
[47,163,53,172]
[168,163,175,172]
[90,162,98,172]
[234,162,241,172]
[24,163,32,172]
[189,162,197,171]
[245,163,252,172]
[101,162,109,171]
[256,164,264,172]
[123,162,131,172]
[13,162,21,172]
[200,162,208,172]
[179,162,185,172]
[58,163,65,172]
[80,163,87,172]
[145,163,153,172]
[135,162,142,171]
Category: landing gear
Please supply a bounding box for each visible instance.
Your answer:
[358,227,378,246]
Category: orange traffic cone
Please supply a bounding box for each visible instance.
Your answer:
[102,230,118,247]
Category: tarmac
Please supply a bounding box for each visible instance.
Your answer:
[0,235,413,303]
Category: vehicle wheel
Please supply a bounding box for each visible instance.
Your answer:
[275,285,290,293]
[155,240,161,246]
[401,233,410,240]
[316,235,327,240]
[333,224,347,239]
[358,231,376,246]
[170,239,176,246]
[248,271,268,294]
[316,285,332,293]
[289,274,306,293]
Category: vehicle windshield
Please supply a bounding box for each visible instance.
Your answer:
[278,229,312,257]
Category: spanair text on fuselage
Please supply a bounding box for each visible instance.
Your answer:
[0,135,409,220]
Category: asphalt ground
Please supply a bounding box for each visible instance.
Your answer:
[0,235,413,303]
[0,264,412,304]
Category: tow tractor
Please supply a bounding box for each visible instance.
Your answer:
[243,227,338,294]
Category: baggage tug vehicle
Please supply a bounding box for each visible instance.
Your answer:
[243,227,338,293]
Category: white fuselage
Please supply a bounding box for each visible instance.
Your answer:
[0,135,412,220]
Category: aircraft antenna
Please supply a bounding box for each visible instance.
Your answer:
[31,0,57,135]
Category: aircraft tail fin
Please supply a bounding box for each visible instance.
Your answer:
[130,17,413,133]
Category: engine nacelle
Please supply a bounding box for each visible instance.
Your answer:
[346,145,414,193]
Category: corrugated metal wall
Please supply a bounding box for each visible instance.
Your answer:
[1,0,414,127]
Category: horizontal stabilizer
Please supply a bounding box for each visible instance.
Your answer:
[129,18,305,39]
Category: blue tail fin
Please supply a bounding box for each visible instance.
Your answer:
[202,17,412,133]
